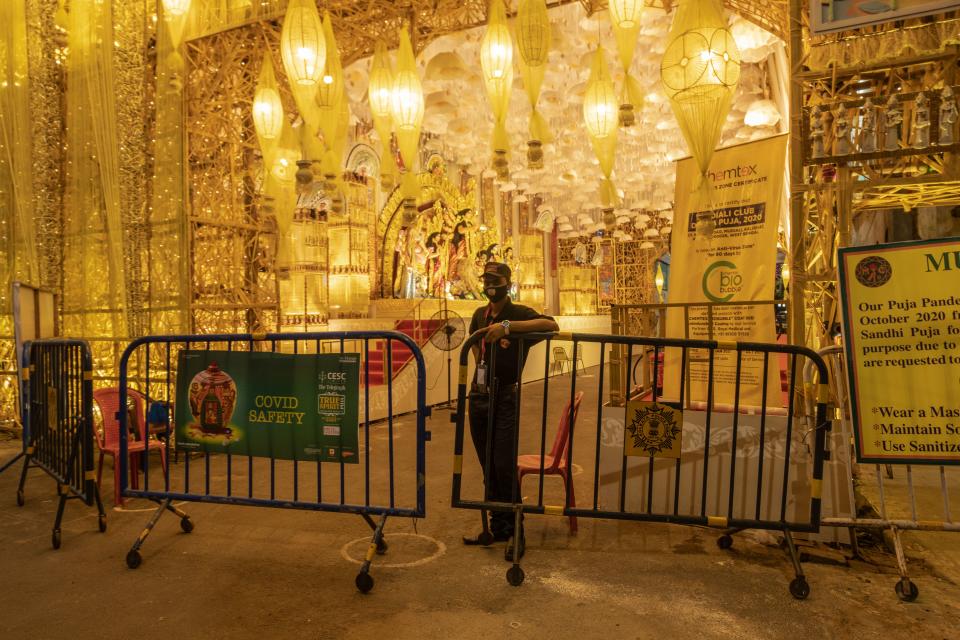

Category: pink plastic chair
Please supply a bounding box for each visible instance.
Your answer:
[518,391,584,534]
[92,388,168,506]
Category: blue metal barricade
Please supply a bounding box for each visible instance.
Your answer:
[15,339,107,548]
[118,331,430,593]
[451,331,831,599]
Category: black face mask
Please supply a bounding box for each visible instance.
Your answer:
[484,284,509,303]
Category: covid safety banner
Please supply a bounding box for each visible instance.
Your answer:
[175,350,360,463]
[664,135,787,408]
[839,237,960,465]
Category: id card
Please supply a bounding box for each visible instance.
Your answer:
[476,363,487,386]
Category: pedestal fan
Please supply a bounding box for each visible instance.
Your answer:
[429,300,466,408]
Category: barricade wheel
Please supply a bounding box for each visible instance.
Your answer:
[717,535,733,550]
[895,579,919,602]
[51,530,61,550]
[98,515,107,533]
[506,565,525,587]
[789,577,810,600]
[126,550,142,569]
[355,572,374,594]
[16,490,24,507]
[180,517,194,533]
[376,538,388,555]
[477,531,495,546]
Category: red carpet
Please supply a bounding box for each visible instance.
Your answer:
[361,318,444,386]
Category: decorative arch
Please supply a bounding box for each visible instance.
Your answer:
[376,157,478,298]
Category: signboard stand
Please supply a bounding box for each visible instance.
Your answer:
[839,237,960,465]
[1,282,59,475]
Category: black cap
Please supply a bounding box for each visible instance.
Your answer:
[482,261,511,282]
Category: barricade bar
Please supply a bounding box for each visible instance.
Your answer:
[13,339,106,548]
[812,344,960,602]
[451,329,831,597]
[116,330,431,594]
[129,491,421,517]
[452,498,818,531]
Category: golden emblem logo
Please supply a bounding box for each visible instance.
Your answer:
[624,401,683,459]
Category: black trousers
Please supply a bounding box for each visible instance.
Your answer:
[468,388,522,537]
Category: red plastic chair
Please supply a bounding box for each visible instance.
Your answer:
[92,388,168,506]
[518,391,584,534]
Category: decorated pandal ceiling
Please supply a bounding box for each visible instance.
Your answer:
[332,3,785,239]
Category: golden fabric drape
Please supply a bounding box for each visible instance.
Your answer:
[149,12,191,333]
[64,0,128,339]
[0,0,39,288]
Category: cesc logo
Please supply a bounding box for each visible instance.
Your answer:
[701,260,742,302]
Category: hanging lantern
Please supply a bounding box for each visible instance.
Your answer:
[660,0,740,239]
[609,0,644,127]
[654,262,665,300]
[583,63,618,139]
[480,2,513,82]
[312,12,347,192]
[369,40,398,190]
[481,0,514,174]
[610,0,643,28]
[368,42,394,120]
[392,26,424,217]
[517,0,551,168]
[315,12,343,110]
[583,47,619,208]
[253,57,283,142]
[161,0,192,17]
[280,0,326,88]
[391,29,424,134]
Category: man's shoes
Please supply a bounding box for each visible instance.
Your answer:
[462,530,510,546]
[504,534,525,561]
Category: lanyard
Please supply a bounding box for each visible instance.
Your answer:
[479,304,494,364]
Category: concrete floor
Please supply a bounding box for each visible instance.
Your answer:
[1,369,959,639]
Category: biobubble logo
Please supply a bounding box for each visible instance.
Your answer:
[702,260,742,302]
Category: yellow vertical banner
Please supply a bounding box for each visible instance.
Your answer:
[663,135,787,408]
[839,238,960,465]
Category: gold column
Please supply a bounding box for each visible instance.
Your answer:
[787,0,806,346]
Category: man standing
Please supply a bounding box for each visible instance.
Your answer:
[463,262,559,560]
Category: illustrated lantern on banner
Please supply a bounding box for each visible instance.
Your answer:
[517,0,551,169]
[280,0,326,88]
[253,56,284,144]
[481,0,514,179]
[582,47,619,210]
[660,0,740,240]
[368,40,398,190]
[391,26,424,225]
[609,0,644,127]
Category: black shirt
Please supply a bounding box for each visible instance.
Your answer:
[469,299,555,387]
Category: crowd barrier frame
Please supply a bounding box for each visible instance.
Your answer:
[117,331,430,593]
[813,344,959,602]
[451,330,832,599]
[15,339,107,548]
